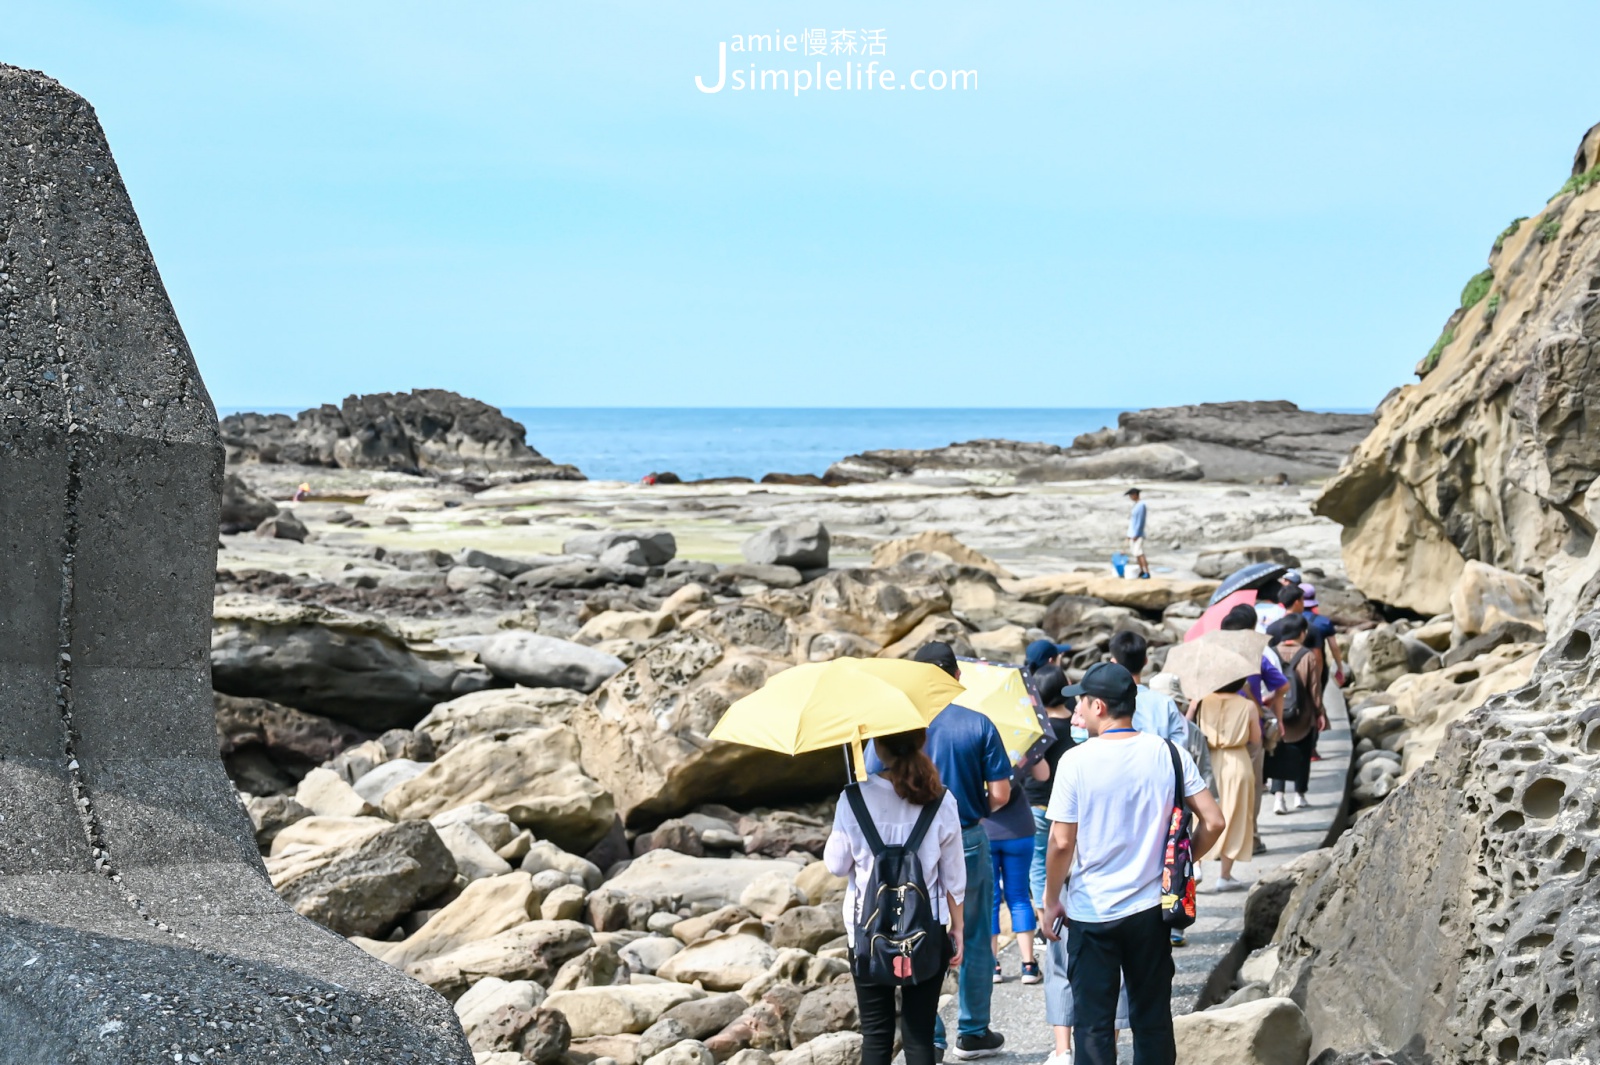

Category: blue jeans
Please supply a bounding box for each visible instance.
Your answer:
[934,825,995,1046]
[990,835,1037,934]
[1029,807,1051,908]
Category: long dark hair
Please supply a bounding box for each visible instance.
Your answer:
[875,729,943,807]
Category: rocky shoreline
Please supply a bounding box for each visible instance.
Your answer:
[7,55,1597,1065]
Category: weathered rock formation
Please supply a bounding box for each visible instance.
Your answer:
[825,401,1371,485]
[1271,618,1600,1062]
[575,617,842,829]
[1087,401,1374,482]
[0,63,472,1060]
[1316,121,1600,618]
[221,390,584,483]
[211,595,493,730]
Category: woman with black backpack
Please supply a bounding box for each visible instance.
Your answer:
[824,729,966,1065]
[1263,614,1326,812]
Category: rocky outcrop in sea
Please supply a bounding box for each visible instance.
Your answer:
[222,390,584,486]
[824,400,1374,486]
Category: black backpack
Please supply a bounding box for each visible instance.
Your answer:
[1281,646,1314,726]
[844,784,948,986]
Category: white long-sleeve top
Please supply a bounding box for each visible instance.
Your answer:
[823,775,966,946]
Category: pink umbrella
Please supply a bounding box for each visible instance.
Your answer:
[1184,589,1257,642]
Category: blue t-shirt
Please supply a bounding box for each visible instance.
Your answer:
[868,703,1011,828]
[1131,685,1188,743]
[1128,501,1147,538]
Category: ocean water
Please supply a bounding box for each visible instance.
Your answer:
[506,408,1127,482]
[215,406,1126,482]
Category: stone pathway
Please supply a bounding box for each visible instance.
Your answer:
[947,688,1352,1064]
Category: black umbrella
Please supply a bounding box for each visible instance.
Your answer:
[1209,562,1289,605]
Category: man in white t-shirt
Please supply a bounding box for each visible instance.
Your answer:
[1041,662,1224,1065]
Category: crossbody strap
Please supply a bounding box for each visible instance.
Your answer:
[844,783,887,855]
[1165,739,1184,811]
[903,788,947,852]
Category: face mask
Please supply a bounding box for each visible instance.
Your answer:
[1070,726,1090,743]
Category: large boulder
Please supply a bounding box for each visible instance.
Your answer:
[406,920,596,999]
[475,630,627,693]
[1271,615,1600,1062]
[1172,997,1312,1065]
[1315,123,1600,617]
[211,595,492,730]
[382,726,615,853]
[544,984,705,1038]
[1348,626,1413,691]
[380,871,542,969]
[219,471,278,531]
[800,569,952,648]
[214,692,372,794]
[1449,560,1546,638]
[870,530,1014,578]
[742,521,830,570]
[266,819,457,937]
[769,906,846,954]
[789,984,860,1046]
[414,686,586,754]
[606,850,805,912]
[454,977,547,1049]
[565,529,678,566]
[575,629,841,827]
[656,934,778,991]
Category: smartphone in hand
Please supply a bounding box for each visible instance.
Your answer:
[1051,914,1066,939]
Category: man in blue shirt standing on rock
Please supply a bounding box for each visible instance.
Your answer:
[876,642,1012,1059]
[1125,488,1150,579]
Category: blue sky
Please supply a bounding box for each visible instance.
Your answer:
[7,1,1600,409]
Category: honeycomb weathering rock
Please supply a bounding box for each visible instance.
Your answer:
[1271,614,1600,1063]
[0,63,471,1060]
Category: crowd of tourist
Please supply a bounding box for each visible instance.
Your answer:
[824,500,1344,1065]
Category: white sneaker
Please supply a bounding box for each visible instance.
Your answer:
[1043,1051,1074,1065]
[1214,876,1248,893]
[1294,793,1310,810]
[1273,793,1288,815]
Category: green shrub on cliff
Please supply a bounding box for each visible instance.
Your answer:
[1483,290,1503,324]
[1459,269,1494,311]
[1552,161,1600,200]
[1418,326,1456,377]
[1537,216,1563,244]
[1492,217,1526,253]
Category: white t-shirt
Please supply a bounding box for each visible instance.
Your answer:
[1046,731,1206,923]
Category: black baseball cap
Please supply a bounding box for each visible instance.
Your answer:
[913,641,960,677]
[1061,661,1137,714]
[1124,487,1141,496]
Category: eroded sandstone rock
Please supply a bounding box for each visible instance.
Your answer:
[1316,122,1600,617]
[1271,616,1600,1062]
[575,630,839,827]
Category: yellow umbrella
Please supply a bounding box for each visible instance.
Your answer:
[709,657,966,779]
[957,659,1045,764]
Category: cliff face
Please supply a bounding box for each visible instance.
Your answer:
[1315,122,1600,620]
